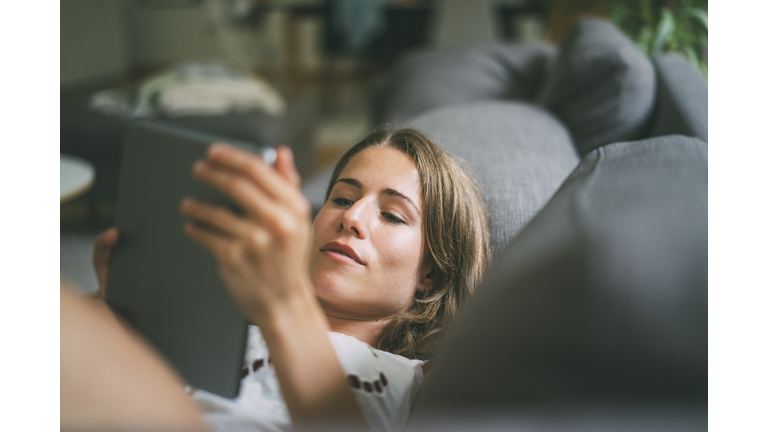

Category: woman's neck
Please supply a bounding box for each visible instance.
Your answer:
[318,301,392,348]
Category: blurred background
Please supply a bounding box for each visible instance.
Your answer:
[60,0,707,292]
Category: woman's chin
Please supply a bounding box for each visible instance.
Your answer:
[311,271,350,299]
[311,273,371,315]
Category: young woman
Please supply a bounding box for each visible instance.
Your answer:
[61,128,490,431]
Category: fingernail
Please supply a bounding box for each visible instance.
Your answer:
[181,198,192,212]
[209,143,226,155]
[193,161,205,174]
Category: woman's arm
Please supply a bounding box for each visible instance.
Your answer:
[61,281,208,431]
[182,144,367,428]
[257,280,366,425]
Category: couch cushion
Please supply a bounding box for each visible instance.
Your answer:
[406,101,579,254]
[373,42,556,127]
[536,18,656,157]
[649,53,708,142]
[412,135,707,414]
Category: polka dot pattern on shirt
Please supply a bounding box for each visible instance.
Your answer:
[347,373,388,395]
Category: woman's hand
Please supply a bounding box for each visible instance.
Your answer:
[92,227,120,301]
[181,144,313,324]
[182,144,366,426]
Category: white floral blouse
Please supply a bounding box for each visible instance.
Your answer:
[192,326,426,432]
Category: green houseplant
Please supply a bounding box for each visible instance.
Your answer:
[603,0,708,78]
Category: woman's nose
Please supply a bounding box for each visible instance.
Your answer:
[341,200,370,239]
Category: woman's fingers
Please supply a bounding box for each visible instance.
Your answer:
[92,227,120,300]
[184,221,233,259]
[93,228,119,263]
[180,198,251,238]
[189,161,310,255]
[205,143,303,207]
[184,220,270,267]
[192,160,278,222]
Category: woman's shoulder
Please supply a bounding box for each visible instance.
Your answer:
[330,331,424,360]
[246,327,426,380]
[328,331,426,382]
[328,332,426,432]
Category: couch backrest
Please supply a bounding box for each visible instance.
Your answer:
[406,101,580,255]
[535,18,657,157]
[371,41,556,127]
[648,53,709,142]
[410,135,707,419]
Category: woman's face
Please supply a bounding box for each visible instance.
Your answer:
[308,146,431,320]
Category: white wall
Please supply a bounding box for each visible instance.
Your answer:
[130,3,301,75]
[60,0,131,89]
[130,4,223,67]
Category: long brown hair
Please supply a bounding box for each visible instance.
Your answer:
[325,128,491,359]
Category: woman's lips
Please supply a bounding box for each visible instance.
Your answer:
[320,241,365,266]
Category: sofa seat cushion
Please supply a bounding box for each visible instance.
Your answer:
[412,135,707,413]
[536,18,656,157]
[406,100,580,254]
[373,42,556,127]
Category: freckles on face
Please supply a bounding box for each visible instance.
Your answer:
[307,146,428,319]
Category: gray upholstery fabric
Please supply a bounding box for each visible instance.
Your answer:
[406,101,579,254]
[373,42,557,127]
[649,54,708,142]
[406,406,707,432]
[412,136,707,414]
[536,18,656,157]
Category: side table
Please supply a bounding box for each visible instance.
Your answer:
[61,154,95,203]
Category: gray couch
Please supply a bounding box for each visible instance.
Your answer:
[302,18,707,430]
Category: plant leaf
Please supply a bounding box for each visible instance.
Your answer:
[636,27,653,56]
[650,8,676,56]
[690,7,708,30]
[684,46,703,77]
[609,2,628,27]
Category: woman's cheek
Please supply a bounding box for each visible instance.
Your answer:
[382,229,423,267]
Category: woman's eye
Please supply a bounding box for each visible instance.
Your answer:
[382,212,405,225]
[331,197,353,207]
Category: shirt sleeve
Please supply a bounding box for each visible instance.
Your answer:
[328,332,426,432]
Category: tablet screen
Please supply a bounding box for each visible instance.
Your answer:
[107,120,274,398]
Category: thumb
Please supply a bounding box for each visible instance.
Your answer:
[93,228,119,299]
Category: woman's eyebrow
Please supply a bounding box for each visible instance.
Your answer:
[335,178,421,216]
[382,188,421,216]
[335,177,362,188]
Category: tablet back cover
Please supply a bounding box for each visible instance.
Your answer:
[107,120,267,398]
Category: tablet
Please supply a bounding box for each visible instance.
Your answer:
[107,120,275,398]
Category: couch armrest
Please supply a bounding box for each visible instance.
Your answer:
[372,42,556,127]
